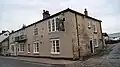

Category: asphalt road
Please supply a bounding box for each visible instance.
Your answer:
[0,57,55,67]
[107,43,120,65]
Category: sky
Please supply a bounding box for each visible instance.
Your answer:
[0,0,120,34]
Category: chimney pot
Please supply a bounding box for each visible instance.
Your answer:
[42,10,50,19]
[84,8,88,16]
[43,10,46,13]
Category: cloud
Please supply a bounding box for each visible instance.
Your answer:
[0,0,120,34]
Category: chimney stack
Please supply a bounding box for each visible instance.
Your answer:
[2,30,6,33]
[84,8,88,16]
[42,10,50,19]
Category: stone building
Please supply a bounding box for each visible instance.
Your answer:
[9,8,103,60]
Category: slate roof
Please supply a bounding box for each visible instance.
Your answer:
[10,8,102,34]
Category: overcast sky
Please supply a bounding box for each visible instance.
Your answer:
[0,0,119,34]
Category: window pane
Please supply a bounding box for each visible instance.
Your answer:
[28,44,30,52]
[53,47,55,52]
[57,49,60,52]
[34,28,38,35]
[36,43,39,52]
[53,40,55,46]
[56,40,59,46]
[56,18,59,31]
[48,21,51,32]
[56,47,60,49]
[52,19,55,31]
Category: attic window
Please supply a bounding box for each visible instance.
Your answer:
[4,34,8,36]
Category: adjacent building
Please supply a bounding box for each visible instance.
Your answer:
[0,37,9,55]
[0,30,9,42]
[9,8,103,60]
[0,30,10,55]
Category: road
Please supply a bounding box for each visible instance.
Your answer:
[0,43,120,67]
[0,57,55,67]
[81,43,120,67]
[107,43,120,66]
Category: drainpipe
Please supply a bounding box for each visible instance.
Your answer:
[75,13,80,59]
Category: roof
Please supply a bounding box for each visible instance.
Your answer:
[0,30,9,35]
[11,8,102,34]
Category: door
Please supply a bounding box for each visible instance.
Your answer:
[90,40,93,53]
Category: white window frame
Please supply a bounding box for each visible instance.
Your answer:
[33,27,39,35]
[88,21,91,28]
[27,44,31,53]
[19,43,24,52]
[33,42,39,53]
[93,22,97,33]
[94,39,98,47]
[48,17,59,32]
[50,39,60,54]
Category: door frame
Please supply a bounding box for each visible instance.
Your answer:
[90,40,94,53]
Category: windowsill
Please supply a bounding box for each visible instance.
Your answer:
[94,31,97,34]
[27,52,31,53]
[33,52,39,55]
[51,52,60,55]
[48,31,59,33]
[19,51,24,53]
[95,45,99,48]
[33,52,39,54]
[88,26,91,29]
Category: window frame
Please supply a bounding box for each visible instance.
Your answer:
[93,23,97,33]
[33,42,39,53]
[94,39,98,47]
[19,43,24,52]
[33,27,38,35]
[88,21,91,28]
[27,44,31,53]
[48,17,60,33]
[50,39,60,54]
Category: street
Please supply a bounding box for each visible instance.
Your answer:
[81,43,120,67]
[0,43,120,67]
[0,57,55,67]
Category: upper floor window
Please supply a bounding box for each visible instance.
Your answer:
[88,21,92,29]
[48,17,65,32]
[33,28,38,35]
[52,19,55,31]
[48,21,51,32]
[93,24,97,33]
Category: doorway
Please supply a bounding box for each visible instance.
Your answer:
[90,40,93,53]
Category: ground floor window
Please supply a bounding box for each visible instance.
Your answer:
[19,43,24,52]
[27,44,31,53]
[50,39,60,54]
[33,42,39,53]
[11,45,14,52]
[94,39,98,47]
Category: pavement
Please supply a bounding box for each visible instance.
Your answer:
[1,43,120,67]
[0,57,55,67]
